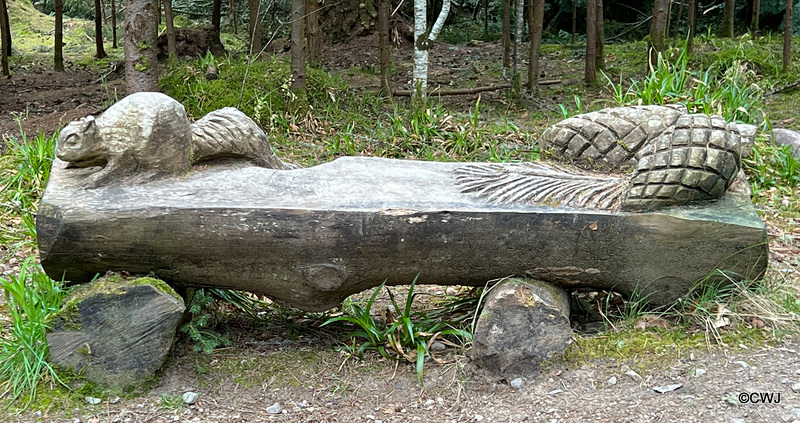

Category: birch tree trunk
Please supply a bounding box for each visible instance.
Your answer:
[290,0,306,90]
[95,0,108,58]
[513,0,523,90]
[111,0,117,48]
[413,0,450,98]
[55,0,64,71]
[124,0,159,92]
[248,0,261,55]
[0,0,9,75]
[527,0,543,94]
[585,0,596,83]
[163,0,175,58]
[784,0,792,72]
[722,0,735,37]
[502,0,511,67]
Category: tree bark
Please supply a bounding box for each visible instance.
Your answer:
[687,0,697,51]
[570,0,576,43]
[211,0,221,37]
[290,0,306,90]
[483,0,488,35]
[785,0,792,72]
[513,0,523,89]
[55,0,64,71]
[673,0,684,43]
[527,0,544,94]
[722,0,735,37]
[378,0,392,96]
[248,0,261,55]
[163,0,175,58]
[595,0,604,70]
[0,0,8,75]
[502,0,511,67]
[306,0,321,67]
[0,0,9,58]
[124,0,159,92]
[751,0,760,33]
[585,0,597,83]
[413,0,450,98]
[230,0,238,34]
[111,0,118,48]
[95,0,108,58]
[649,0,669,71]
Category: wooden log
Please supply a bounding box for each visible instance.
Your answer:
[37,155,768,312]
[472,277,573,378]
[46,273,185,391]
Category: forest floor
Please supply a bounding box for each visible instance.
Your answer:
[2,6,800,422]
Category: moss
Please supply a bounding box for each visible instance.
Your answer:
[134,56,150,72]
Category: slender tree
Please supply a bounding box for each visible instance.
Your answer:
[673,0,684,42]
[649,0,669,71]
[413,0,450,97]
[585,0,597,83]
[306,0,321,67]
[124,0,159,92]
[163,0,176,58]
[378,0,392,96]
[527,0,544,94]
[596,0,604,70]
[722,0,735,37]
[290,0,306,90]
[687,0,697,51]
[570,0,576,43]
[212,0,222,37]
[483,0,488,35]
[751,0,760,33]
[784,0,792,71]
[1,0,9,58]
[111,0,118,47]
[95,0,108,58]
[0,0,8,75]
[502,0,511,67]
[513,0,523,87]
[230,0,238,34]
[248,0,261,55]
[55,0,64,71]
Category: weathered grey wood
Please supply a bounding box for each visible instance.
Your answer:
[46,274,185,391]
[38,156,768,312]
[472,277,573,378]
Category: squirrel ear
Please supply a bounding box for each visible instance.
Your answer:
[82,116,97,131]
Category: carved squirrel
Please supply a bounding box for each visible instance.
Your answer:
[57,92,295,188]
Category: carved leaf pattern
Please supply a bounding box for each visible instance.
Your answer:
[455,163,629,210]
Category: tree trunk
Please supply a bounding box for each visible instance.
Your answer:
[124,0,159,92]
[163,0,175,58]
[230,0,238,34]
[212,0,221,37]
[95,0,108,58]
[55,0,64,71]
[290,0,306,90]
[649,0,669,71]
[0,0,8,75]
[483,0,488,35]
[413,0,450,98]
[673,0,684,43]
[111,0,118,48]
[688,0,696,51]
[513,0,524,89]
[570,0,576,43]
[378,0,392,96]
[0,0,9,58]
[722,0,735,37]
[473,278,573,378]
[306,0,321,67]
[502,0,511,67]
[585,0,597,83]
[595,0,604,70]
[527,0,544,94]
[784,0,792,72]
[248,0,261,55]
[751,0,760,32]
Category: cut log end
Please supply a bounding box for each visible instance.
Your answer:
[46,273,185,391]
[472,278,573,379]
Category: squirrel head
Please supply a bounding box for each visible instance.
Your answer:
[57,116,100,165]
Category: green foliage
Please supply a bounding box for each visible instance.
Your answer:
[179,288,267,353]
[322,276,472,384]
[0,257,67,409]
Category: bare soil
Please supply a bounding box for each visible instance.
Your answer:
[2,36,800,423]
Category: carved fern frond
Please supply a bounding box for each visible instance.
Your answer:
[455,163,629,210]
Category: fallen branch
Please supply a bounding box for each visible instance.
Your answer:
[390,80,560,97]
[766,79,800,96]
